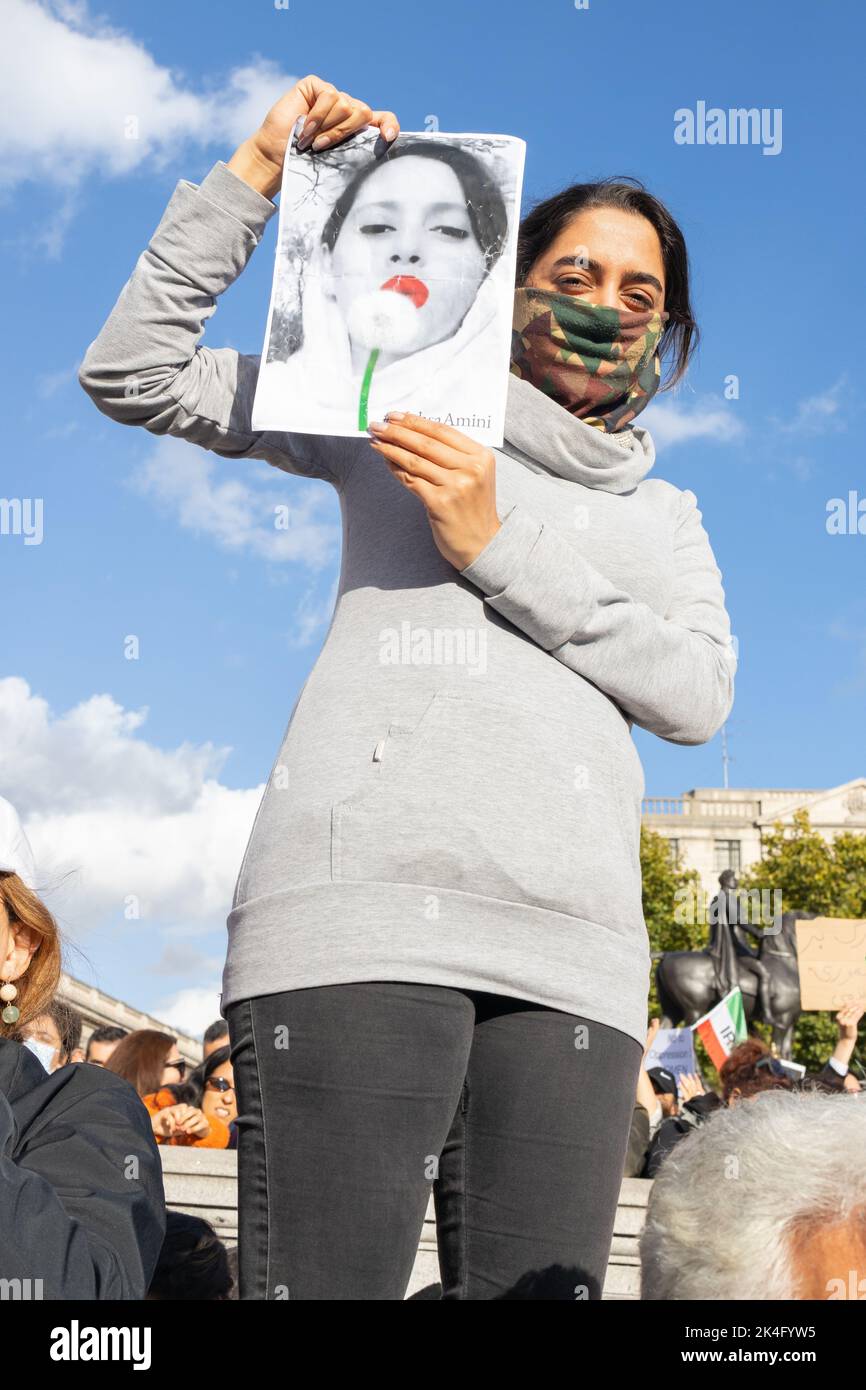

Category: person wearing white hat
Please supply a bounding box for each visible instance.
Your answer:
[0,795,37,890]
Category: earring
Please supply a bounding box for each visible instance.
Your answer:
[0,978,20,1025]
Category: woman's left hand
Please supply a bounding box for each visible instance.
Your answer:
[367,413,501,571]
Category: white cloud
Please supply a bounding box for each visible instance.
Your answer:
[641,394,746,449]
[37,360,82,397]
[152,985,225,1040]
[0,676,227,814]
[150,943,224,979]
[779,376,848,436]
[1,0,295,188]
[0,676,262,928]
[288,573,341,647]
[132,437,342,571]
[783,455,815,482]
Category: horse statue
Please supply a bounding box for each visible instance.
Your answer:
[655,892,818,1059]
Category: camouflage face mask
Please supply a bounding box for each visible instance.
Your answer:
[510,287,669,433]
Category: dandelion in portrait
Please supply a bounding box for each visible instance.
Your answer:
[252,128,525,443]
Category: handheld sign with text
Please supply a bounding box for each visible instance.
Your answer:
[645,1027,697,1087]
[795,917,866,1010]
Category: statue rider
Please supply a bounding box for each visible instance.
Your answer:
[708,869,779,1029]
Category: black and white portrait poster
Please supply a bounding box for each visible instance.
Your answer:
[251,126,526,445]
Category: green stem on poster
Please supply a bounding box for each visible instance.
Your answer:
[358,348,380,431]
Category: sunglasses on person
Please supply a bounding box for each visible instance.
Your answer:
[205,1076,235,1094]
[164,1058,188,1078]
[755,1056,790,1079]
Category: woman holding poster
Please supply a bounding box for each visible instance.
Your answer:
[80,74,736,1300]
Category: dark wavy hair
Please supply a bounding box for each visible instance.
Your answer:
[146,1211,233,1301]
[186,1043,231,1109]
[320,139,510,274]
[719,1038,794,1104]
[515,176,698,389]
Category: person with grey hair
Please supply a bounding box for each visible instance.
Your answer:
[640,1089,866,1300]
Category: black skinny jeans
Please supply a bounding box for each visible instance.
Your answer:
[225,980,641,1300]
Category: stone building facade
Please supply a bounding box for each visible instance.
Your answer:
[57,971,204,1065]
[641,778,866,898]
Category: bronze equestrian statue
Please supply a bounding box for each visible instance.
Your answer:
[708,870,778,1025]
[655,871,817,1059]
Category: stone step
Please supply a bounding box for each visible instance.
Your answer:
[160,1149,652,1299]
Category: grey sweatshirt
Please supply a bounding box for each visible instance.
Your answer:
[79,160,737,1047]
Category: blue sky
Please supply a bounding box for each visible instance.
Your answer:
[2,0,864,1035]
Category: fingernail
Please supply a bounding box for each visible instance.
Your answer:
[367,421,387,434]
[385,410,405,421]
[384,125,397,140]
[311,134,330,150]
[297,122,317,150]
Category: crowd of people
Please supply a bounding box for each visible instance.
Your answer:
[2,788,865,1300]
[626,1007,864,1181]
[624,1009,866,1299]
[18,1004,239,1156]
[15,979,866,1302]
[14,1002,240,1298]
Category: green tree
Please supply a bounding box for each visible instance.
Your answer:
[640,826,704,1018]
[740,808,840,913]
[832,831,866,919]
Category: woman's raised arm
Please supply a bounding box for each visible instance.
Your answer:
[78,78,400,489]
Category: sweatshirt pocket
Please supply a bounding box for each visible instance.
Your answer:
[331,690,642,927]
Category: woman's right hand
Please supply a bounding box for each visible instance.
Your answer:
[151,1105,179,1139]
[678,1071,705,1103]
[227,75,400,200]
[151,1103,211,1141]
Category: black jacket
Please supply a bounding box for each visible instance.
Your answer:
[624,1103,651,1178]
[643,1092,724,1178]
[0,1037,166,1298]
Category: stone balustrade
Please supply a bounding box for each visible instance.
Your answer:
[642,796,762,819]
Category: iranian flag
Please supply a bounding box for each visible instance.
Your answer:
[692,988,748,1068]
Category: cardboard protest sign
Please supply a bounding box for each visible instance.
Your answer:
[795,917,866,1010]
